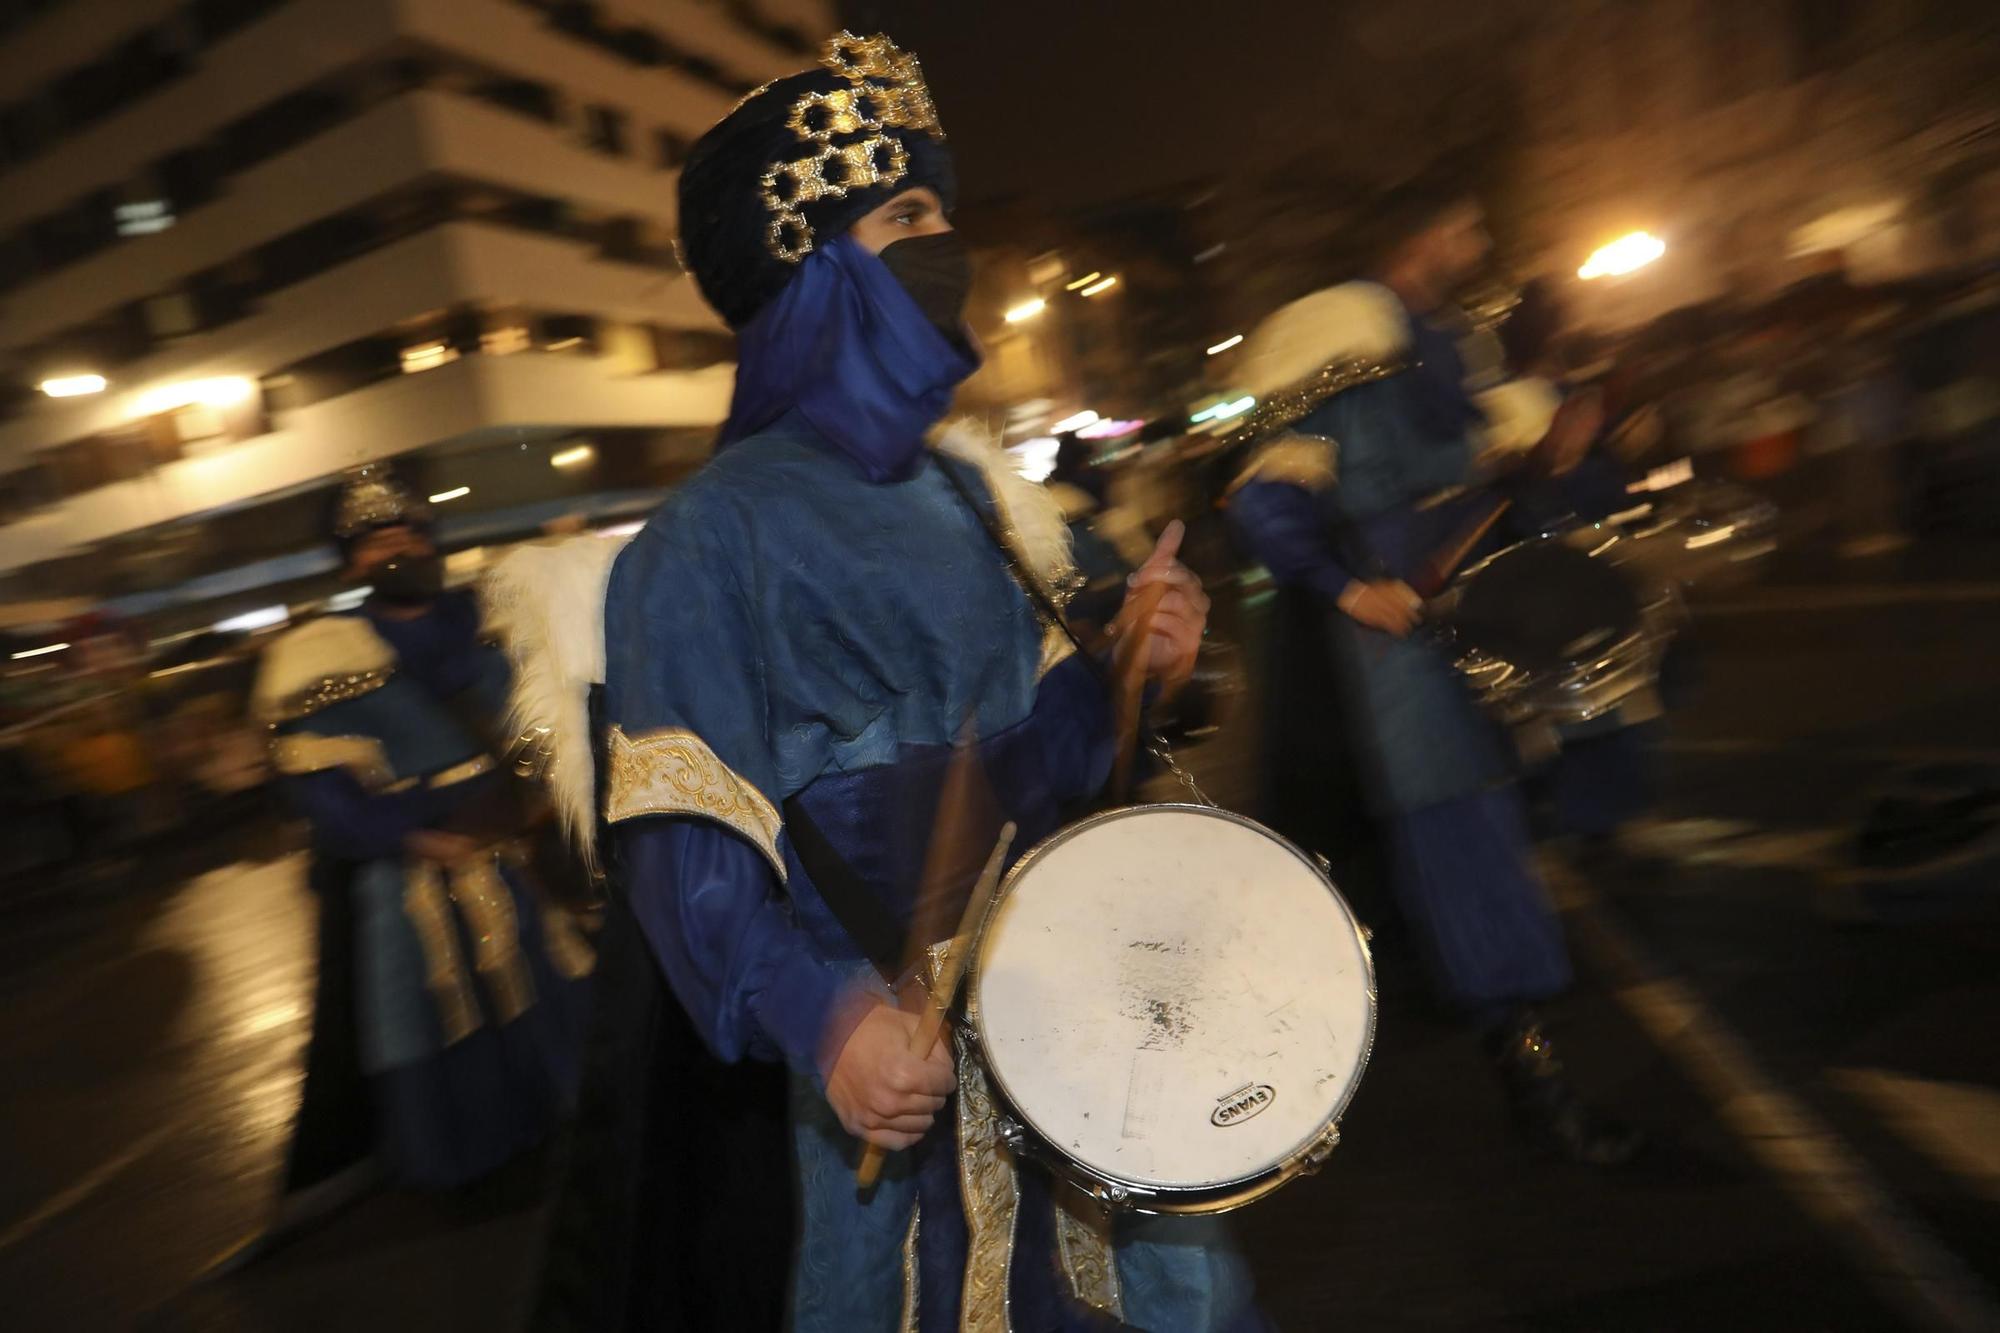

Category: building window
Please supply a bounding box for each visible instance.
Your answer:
[475,77,562,125]
[583,105,628,156]
[654,128,690,169]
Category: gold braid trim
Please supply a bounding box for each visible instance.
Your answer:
[272,733,394,790]
[899,1204,921,1333]
[602,725,787,882]
[954,1027,1020,1333]
[1227,434,1340,498]
[428,754,495,788]
[1054,1187,1123,1318]
[449,853,535,1025]
[260,667,392,725]
[403,861,481,1045]
[1037,623,1077,680]
[1234,355,1404,443]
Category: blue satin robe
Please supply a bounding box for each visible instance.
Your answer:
[603,412,1259,1331]
[275,594,589,1189]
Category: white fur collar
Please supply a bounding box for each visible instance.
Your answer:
[1237,280,1411,404]
[252,615,397,723]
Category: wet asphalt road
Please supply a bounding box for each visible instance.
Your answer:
[4,537,1999,1332]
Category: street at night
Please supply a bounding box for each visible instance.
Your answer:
[6,531,1999,1331]
[5,2,2000,1330]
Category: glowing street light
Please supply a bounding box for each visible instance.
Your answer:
[1578,232,1665,280]
[1078,275,1118,298]
[428,485,470,504]
[1206,335,1243,356]
[1004,298,1047,324]
[550,444,596,469]
[10,641,68,660]
[1064,271,1103,291]
[130,376,255,417]
[1050,409,1101,434]
[40,373,107,398]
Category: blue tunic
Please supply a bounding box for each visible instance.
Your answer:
[1229,302,1570,1017]
[601,412,1258,1331]
[602,413,1111,1075]
[270,593,590,1189]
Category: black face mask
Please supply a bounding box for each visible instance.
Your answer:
[878,232,973,341]
[369,551,444,606]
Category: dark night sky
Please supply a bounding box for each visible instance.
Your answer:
[838,1,1512,207]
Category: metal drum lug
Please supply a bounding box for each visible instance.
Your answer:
[996,1116,1027,1154]
[1302,1123,1343,1174]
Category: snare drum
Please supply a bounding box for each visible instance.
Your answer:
[964,804,1375,1214]
[1436,537,1679,745]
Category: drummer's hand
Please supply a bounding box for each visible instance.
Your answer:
[1113,521,1209,690]
[1338,579,1422,637]
[825,1003,956,1151]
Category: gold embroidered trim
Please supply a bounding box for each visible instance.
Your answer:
[758,32,945,263]
[271,733,394,789]
[1037,623,1077,680]
[602,725,787,881]
[1054,1187,1123,1318]
[1228,433,1340,497]
[262,667,393,724]
[1236,355,1404,444]
[955,1027,1019,1333]
[428,754,495,788]
[898,1204,921,1333]
[450,854,535,1025]
[404,862,480,1045]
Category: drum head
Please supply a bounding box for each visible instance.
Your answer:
[1449,541,1640,674]
[970,806,1374,1194]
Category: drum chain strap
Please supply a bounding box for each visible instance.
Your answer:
[1144,729,1216,808]
[938,458,1218,812]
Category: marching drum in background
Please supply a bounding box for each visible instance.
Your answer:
[1432,535,1679,760]
[961,804,1377,1214]
[1432,460,1777,760]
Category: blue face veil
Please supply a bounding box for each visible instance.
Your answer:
[718,233,978,483]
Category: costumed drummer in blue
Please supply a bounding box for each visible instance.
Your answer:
[234,470,592,1256]
[510,31,1250,1333]
[1226,171,1642,1167]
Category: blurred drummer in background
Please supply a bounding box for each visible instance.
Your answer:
[1227,166,1642,1167]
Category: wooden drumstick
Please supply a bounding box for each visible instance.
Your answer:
[855,821,1018,1192]
[1110,578,1169,802]
[1413,496,1513,599]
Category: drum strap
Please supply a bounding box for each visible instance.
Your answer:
[936,457,1096,668]
[781,795,908,979]
[936,457,1216,809]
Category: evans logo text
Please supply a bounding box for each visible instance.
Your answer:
[1210,1084,1276,1127]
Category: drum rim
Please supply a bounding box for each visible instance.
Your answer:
[967,801,1379,1199]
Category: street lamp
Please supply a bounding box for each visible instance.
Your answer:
[1579,232,1665,280]
[1078,275,1118,298]
[1004,298,1047,324]
[40,373,107,398]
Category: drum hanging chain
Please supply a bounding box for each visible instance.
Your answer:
[937,458,1217,811]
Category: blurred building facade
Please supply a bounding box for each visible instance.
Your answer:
[0,0,830,624]
[1511,0,2000,328]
